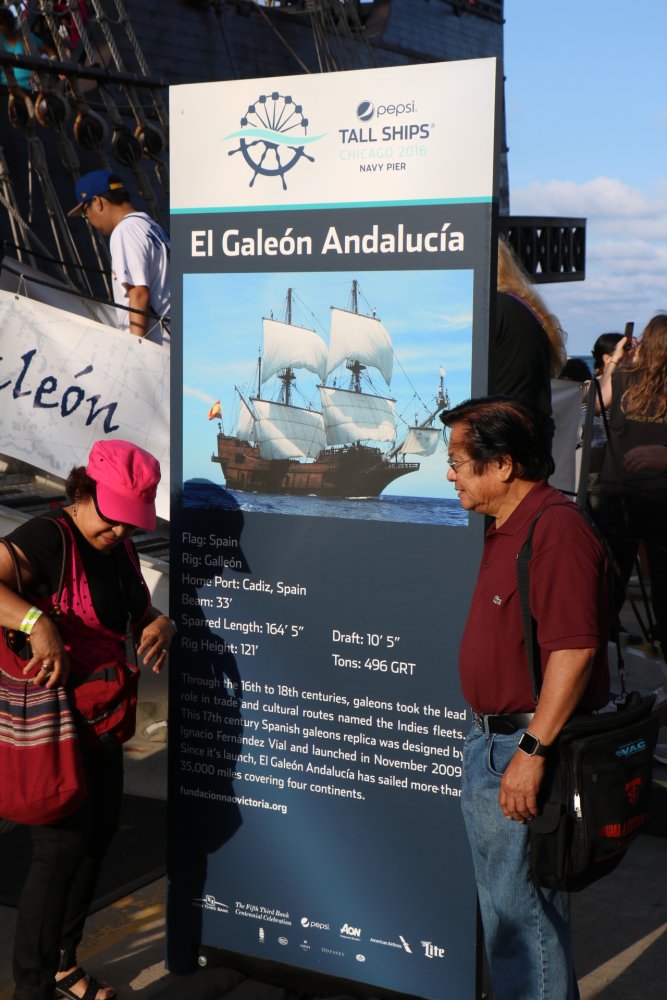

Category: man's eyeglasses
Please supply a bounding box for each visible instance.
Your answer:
[446,456,472,472]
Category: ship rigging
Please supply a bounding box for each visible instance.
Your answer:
[212,280,449,498]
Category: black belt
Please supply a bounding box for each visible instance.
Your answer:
[473,711,534,736]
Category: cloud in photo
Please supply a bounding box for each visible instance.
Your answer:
[510,177,667,352]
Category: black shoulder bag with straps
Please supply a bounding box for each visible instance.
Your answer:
[517,505,659,892]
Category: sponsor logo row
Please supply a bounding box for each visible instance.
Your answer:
[193,895,444,959]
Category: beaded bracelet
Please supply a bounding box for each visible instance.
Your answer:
[18,606,43,635]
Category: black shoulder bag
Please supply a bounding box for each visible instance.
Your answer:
[517,507,659,892]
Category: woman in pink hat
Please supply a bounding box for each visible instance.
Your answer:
[0,440,175,1000]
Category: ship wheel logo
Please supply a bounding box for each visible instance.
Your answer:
[224,92,324,190]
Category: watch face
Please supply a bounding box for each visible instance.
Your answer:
[519,732,539,755]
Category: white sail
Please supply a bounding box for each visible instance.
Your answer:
[326,308,393,385]
[237,396,256,440]
[320,386,396,445]
[399,427,441,457]
[261,318,328,383]
[252,398,326,460]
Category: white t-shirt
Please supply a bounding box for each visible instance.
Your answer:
[109,212,170,345]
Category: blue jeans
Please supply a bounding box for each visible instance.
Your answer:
[461,726,580,1000]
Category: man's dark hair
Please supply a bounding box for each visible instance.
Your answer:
[102,174,131,206]
[440,396,554,481]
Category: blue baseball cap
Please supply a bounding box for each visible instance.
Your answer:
[68,170,125,217]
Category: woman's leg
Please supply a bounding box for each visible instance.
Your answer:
[57,747,123,976]
[13,819,86,1000]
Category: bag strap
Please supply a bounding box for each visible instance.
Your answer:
[0,538,24,594]
[575,376,598,508]
[516,509,553,705]
[516,502,626,705]
[1,516,68,611]
[42,516,68,616]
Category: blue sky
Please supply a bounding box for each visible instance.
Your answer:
[182,269,474,497]
[504,1,667,357]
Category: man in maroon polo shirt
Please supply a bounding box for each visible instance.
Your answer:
[440,396,610,1000]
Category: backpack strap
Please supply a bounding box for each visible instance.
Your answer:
[515,502,620,705]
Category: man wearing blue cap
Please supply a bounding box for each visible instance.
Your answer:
[69,170,170,344]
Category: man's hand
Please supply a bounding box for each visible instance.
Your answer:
[499,751,546,822]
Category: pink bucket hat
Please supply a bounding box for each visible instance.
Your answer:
[86,439,161,531]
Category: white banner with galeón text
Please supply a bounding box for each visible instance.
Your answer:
[0,290,170,520]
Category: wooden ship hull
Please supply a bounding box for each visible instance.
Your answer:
[213,434,419,498]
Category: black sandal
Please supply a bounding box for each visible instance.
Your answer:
[55,966,116,1000]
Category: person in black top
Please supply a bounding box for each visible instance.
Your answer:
[0,440,175,1000]
[595,315,667,659]
[493,239,567,439]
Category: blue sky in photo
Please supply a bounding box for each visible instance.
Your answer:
[505,1,667,356]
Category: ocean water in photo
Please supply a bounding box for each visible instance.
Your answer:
[183,479,467,527]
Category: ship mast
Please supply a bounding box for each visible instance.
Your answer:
[277,287,297,406]
[346,280,366,393]
[386,366,450,460]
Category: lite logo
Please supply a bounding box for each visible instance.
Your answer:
[421,940,445,959]
[340,922,362,939]
[615,738,647,758]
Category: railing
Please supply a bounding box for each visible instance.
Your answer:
[499,216,586,283]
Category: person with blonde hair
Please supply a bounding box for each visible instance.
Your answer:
[596,314,667,658]
[493,239,567,438]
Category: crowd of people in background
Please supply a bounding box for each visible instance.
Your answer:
[496,238,666,664]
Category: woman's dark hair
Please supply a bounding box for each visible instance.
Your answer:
[440,396,554,481]
[592,333,623,374]
[65,466,96,502]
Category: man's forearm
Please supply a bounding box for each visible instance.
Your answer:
[127,284,151,337]
[527,647,596,746]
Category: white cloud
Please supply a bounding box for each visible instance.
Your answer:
[510,177,667,354]
[511,176,652,218]
[184,385,217,405]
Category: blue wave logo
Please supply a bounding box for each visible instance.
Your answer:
[225,93,324,190]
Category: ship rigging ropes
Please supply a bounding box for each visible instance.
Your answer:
[232,284,445,464]
[0,1,170,298]
[251,0,377,73]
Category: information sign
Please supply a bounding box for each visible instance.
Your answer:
[168,59,500,999]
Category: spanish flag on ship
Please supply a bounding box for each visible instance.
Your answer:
[207,400,221,421]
